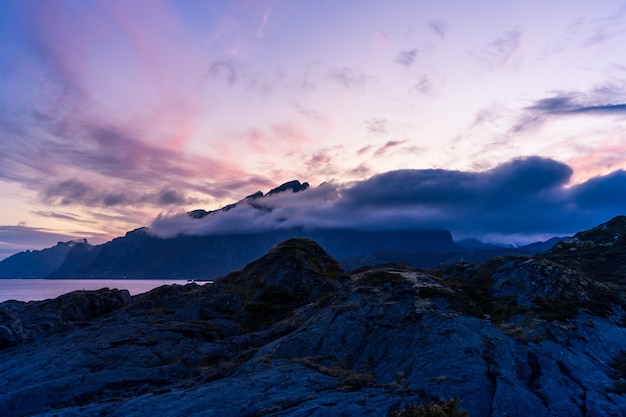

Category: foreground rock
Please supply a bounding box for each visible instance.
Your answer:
[1,223,626,416]
[0,288,131,348]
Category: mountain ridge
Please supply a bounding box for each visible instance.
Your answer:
[0,181,570,279]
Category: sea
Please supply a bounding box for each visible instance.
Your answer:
[0,279,207,303]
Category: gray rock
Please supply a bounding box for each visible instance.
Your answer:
[1,236,626,416]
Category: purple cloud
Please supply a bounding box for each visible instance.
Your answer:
[529,94,626,115]
[395,49,419,67]
[470,28,522,69]
[150,156,625,244]
[429,20,449,38]
[207,60,239,86]
[412,75,434,95]
[43,179,199,208]
[364,118,388,135]
[326,66,370,90]
[373,140,407,157]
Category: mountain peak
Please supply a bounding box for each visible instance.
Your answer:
[187,181,309,220]
[267,180,310,195]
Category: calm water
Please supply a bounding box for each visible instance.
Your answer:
[0,279,206,303]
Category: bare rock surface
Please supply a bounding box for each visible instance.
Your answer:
[1,224,626,416]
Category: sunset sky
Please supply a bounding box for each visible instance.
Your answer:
[2,0,626,259]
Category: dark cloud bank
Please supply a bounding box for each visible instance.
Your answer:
[151,156,626,244]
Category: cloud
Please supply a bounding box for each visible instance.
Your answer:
[395,49,419,67]
[0,1,285,217]
[306,151,334,171]
[43,179,198,208]
[528,94,626,115]
[540,5,626,60]
[412,75,434,95]
[44,180,103,206]
[291,102,330,126]
[206,59,275,94]
[510,90,626,136]
[357,145,372,156]
[0,112,272,212]
[207,60,239,86]
[150,156,626,244]
[470,28,522,69]
[31,210,96,224]
[364,118,388,135]
[429,20,449,38]
[373,140,407,157]
[572,170,626,209]
[571,4,626,48]
[257,9,271,37]
[342,156,572,209]
[326,66,371,90]
[148,189,199,206]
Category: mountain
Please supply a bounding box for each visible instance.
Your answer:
[48,227,458,279]
[0,181,466,279]
[0,239,92,278]
[1,217,626,416]
[340,236,566,271]
[0,180,565,280]
[187,180,309,219]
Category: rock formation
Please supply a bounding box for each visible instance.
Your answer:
[1,218,626,416]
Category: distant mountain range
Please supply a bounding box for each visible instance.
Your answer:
[0,180,566,279]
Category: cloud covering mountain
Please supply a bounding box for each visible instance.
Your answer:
[151,156,626,244]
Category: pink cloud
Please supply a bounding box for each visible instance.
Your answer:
[6,1,290,212]
[30,0,207,151]
[373,140,407,157]
[565,142,626,184]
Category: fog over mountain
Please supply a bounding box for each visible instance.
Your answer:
[151,156,626,245]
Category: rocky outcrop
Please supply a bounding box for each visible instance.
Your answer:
[1,219,626,416]
[0,288,130,348]
[544,215,626,284]
[187,180,308,220]
[267,180,310,195]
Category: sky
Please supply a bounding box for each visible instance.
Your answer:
[1,0,626,259]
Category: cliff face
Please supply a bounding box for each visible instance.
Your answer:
[1,219,626,416]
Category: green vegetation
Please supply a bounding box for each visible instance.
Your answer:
[423,255,624,327]
[533,280,621,321]
[545,216,626,285]
[420,258,529,323]
[389,397,470,417]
